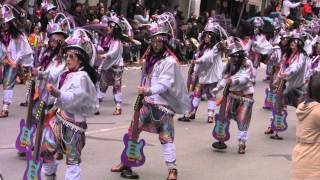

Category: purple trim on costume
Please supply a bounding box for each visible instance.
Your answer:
[1,33,10,47]
[40,53,51,70]
[145,55,161,75]
[58,71,71,89]
[311,60,319,69]
[101,35,112,51]
[197,46,206,58]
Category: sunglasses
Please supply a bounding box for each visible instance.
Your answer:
[108,22,117,28]
[65,50,79,60]
[151,36,166,43]
[203,33,212,38]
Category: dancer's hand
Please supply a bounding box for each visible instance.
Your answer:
[32,69,38,76]
[191,60,200,64]
[281,72,289,78]
[137,86,151,96]
[46,83,54,93]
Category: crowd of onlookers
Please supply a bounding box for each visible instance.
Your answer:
[5,0,320,64]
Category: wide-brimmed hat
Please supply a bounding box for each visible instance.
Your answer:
[227,36,245,55]
[148,12,176,39]
[0,5,15,23]
[47,13,74,38]
[64,28,96,65]
[41,0,56,13]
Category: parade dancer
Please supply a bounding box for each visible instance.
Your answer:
[96,15,124,115]
[262,21,283,109]
[110,12,190,180]
[265,34,307,139]
[245,17,273,83]
[33,13,74,108]
[28,22,44,68]
[178,20,226,123]
[0,5,33,118]
[40,1,57,43]
[20,23,55,106]
[306,42,320,80]
[211,37,255,154]
[40,32,98,180]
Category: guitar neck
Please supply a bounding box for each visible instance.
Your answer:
[275,79,286,114]
[32,101,46,161]
[131,94,144,142]
[219,83,231,117]
[26,78,35,129]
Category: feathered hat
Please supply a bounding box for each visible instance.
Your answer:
[47,13,74,38]
[148,12,176,39]
[202,17,228,42]
[65,28,96,66]
[0,4,15,23]
[252,17,264,27]
[41,0,56,13]
[226,36,245,55]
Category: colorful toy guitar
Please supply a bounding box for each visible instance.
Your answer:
[263,88,274,110]
[212,82,231,142]
[121,61,147,167]
[121,94,146,167]
[23,74,49,180]
[271,79,288,132]
[16,76,36,153]
[187,63,195,92]
[263,55,276,110]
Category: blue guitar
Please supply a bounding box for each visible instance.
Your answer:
[270,79,287,139]
[23,73,49,180]
[212,82,231,142]
[16,76,36,153]
[121,94,146,167]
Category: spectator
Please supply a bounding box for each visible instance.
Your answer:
[97,6,106,21]
[312,0,320,16]
[292,72,320,180]
[282,0,301,18]
[134,5,149,25]
[71,3,86,26]
[127,0,139,19]
[109,1,121,15]
[302,0,315,19]
[173,5,185,26]
[86,7,97,24]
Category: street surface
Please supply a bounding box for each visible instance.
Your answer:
[0,65,296,180]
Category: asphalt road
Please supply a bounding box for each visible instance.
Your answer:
[0,65,296,180]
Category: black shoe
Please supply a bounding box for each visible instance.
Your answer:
[94,111,100,115]
[212,142,227,149]
[177,116,190,122]
[17,152,26,159]
[270,134,283,140]
[189,113,195,120]
[45,173,56,180]
[120,169,139,179]
[20,102,28,107]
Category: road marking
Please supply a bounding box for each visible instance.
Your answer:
[85,125,128,135]
[0,143,14,149]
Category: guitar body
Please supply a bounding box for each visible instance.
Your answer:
[263,88,274,110]
[271,109,288,132]
[15,119,35,153]
[212,114,230,142]
[121,133,146,167]
[23,150,43,180]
